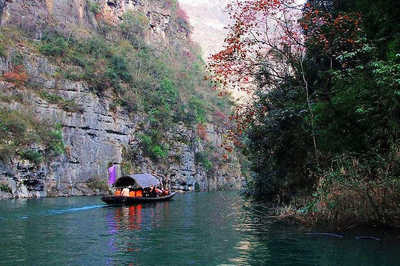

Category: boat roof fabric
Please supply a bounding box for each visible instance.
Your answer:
[114,173,160,188]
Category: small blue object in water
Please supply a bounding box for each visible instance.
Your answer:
[355,236,381,241]
[305,232,344,238]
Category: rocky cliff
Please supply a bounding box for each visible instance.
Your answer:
[0,0,243,199]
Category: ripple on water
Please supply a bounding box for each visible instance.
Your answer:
[0,193,399,266]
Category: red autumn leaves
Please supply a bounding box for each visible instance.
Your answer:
[207,0,364,151]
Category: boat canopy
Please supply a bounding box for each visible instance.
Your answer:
[113,173,160,188]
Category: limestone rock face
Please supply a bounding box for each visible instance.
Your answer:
[0,0,181,45]
[0,0,243,199]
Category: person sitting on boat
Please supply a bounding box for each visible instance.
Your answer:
[149,185,162,197]
[114,188,122,196]
[149,185,157,197]
[121,187,129,197]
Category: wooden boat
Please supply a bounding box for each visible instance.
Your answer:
[101,173,176,205]
[101,192,176,205]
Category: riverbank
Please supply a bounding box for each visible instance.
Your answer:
[242,197,400,239]
[276,213,400,241]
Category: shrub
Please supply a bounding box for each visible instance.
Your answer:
[120,11,148,47]
[195,151,213,170]
[39,35,69,57]
[59,99,84,113]
[196,124,208,141]
[0,108,65,163]
[39,91,83,113]
[107,55,132,83]
[0,110,27,141]
[189,96,207,123]
[139,133,168,161]
[0,43,6,58]
[139,134,152,148]
[11,52,24,66]
[3,65,28,84]
[39,91,63,104]
[87,1,101,14]
[160,78,179,102]
[0,184,11,193]
[19,149,43,164]
[87,177,109,192]
[47,127,65,156]
[303,153,400,228]
[151,145,168,159]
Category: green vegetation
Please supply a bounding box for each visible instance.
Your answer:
[0,184,11,193]
[38,91,84,113]
[11,51,24,66]
[120,11,148,48]
[195,151,213,171]
[0,92,24,103]
[138,132,168,161]
[235,0,400,228]
[34,16,229,129]
[188,96,207,123]
[86,177,109,192]
[0,33,8,57]
[19,149,43,164]
[87,0,101,15]
[31,10,232,162]
[0,108,65,164]
[0,2,233,181]
[39,36,68,57]
[0,43,6,58]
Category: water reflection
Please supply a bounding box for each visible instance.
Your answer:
[111,205,143,231]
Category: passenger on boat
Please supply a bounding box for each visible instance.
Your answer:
[136,189,143,197]
[114,188,121,196]
[149,185,162,197]
[121,187,130,197]
[149,186,157,197]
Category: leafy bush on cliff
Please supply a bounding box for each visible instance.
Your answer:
[120,11,149,48]
[195,151,213,171]
[188,96,207,123]
[38,91,83,113]
[87,0,101,15]
[86,177,109,192]
[138,132,168,161]
[0,108,64,164]
[19,150,43,164]
[0,184,11,193]
[39,35,68,57]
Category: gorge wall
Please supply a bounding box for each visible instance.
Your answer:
[0,0,243,199]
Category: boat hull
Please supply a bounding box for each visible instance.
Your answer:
[101,192,176,205]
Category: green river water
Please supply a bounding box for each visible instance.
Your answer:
[0,192,399,265]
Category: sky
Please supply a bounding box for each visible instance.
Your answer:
[179,0,230,60]
[179,0,306,60]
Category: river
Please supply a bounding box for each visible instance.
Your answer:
[0,192,399,265]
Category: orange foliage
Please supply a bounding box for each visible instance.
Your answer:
[3,65,28,84]
[197,124,208,141]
